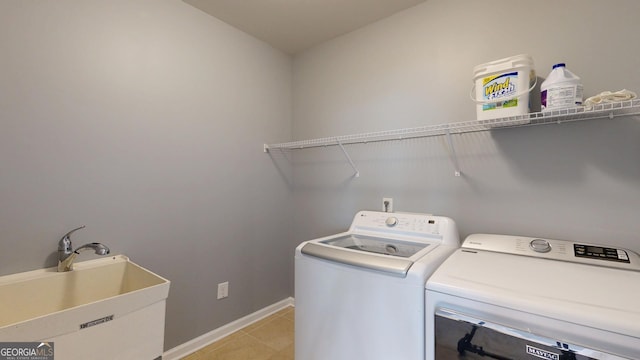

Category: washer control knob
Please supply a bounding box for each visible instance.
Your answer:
[530,239,551,253]
[385,217,398,227]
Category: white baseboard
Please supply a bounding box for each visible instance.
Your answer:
[163,297,295,360]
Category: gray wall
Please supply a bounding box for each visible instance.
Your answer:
[2,0,640,353]
[290,0,640,252]
[0,0,293,350]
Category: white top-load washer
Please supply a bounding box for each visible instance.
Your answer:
[426,234,640,360]
[295,210,459,360]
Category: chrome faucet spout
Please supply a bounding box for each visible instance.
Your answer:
[57,226,110,272]
[75,242,110,256]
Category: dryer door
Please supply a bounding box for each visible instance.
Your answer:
[434,309,630,360]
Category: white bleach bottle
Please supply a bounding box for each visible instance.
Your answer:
[540,63,583,111]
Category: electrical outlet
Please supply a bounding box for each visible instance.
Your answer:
[217,282,229,299]
[382,197,393,213]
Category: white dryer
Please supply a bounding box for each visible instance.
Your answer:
[295,210,459,360]
[426,234,640,360]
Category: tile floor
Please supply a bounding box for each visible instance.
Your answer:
[181,306,294,360]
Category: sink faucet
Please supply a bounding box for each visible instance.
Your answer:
[57,226,110,272]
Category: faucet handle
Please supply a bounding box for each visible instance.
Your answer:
[58,225,86,251]
[61,225,86,239]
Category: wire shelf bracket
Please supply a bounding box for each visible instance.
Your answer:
[445,129,461,177]
[337,139,360,177]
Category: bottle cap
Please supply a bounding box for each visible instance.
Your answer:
[552,63,566,69]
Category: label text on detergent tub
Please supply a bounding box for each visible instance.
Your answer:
[482,72,518,111]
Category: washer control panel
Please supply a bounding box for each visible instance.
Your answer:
[462,234,640,271]
[349,211,460,246]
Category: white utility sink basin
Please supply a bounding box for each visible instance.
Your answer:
[0,255,170,360]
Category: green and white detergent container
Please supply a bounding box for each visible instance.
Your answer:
[472,54,536,124]
[540,63,583,111]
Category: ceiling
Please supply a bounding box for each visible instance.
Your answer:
[182,0,426,54]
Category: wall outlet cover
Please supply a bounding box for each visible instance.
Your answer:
[217,282,229,299]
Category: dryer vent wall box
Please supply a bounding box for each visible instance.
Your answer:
[295,210,460,360]
[426,234,640,360]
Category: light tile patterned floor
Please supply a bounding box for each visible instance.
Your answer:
[181,307,294,360]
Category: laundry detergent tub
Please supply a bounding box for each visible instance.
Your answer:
[472,54,536,124]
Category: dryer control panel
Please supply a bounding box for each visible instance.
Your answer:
[574,243,630,263]
[462,234,640,271]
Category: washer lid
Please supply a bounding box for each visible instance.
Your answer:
[426,246,640,339]
[322,234,429,258]
[301,234,437,277]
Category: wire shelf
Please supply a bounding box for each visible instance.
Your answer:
[265,99,640,151]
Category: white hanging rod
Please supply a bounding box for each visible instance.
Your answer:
[264,99,640,151]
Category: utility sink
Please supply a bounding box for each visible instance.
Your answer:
[0,255,170,359]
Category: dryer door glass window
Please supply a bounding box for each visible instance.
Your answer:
[433,309,630,360]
